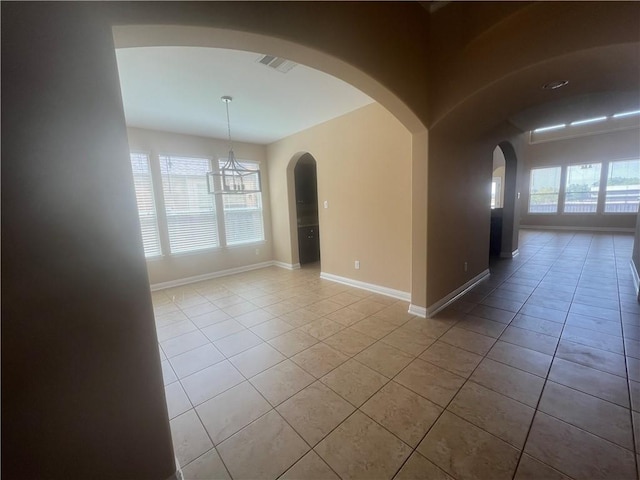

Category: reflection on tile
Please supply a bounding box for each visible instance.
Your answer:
[555,340,626,377]
[315,411,411,480]
[524,412,636,480]
[418,411,520,480]
[217,410,309,480]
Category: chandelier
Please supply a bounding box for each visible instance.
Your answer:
[208,96,261,194]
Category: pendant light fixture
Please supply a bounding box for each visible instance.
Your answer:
[208,96,261,194]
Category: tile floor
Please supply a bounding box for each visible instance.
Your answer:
[154,230,640,480]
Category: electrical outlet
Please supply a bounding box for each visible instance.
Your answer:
[324,200,329,209]
[255,248,259,255]
[464,261,468,272]
[355,260,360,270]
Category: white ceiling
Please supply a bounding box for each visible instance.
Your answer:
[115,46,374,145]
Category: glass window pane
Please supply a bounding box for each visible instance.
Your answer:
[528,166,561,213]
[563,163,601,213]
[605,159,640,213]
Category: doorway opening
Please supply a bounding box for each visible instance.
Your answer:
[294,153,320,266]
[490,142,519,259]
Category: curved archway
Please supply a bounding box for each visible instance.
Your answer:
[497,141,520,258]
[113,24,428,311]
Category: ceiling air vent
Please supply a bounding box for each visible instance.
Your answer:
[256,54,297,73]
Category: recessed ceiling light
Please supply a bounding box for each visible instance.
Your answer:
[542,80,569,90]
[533,124,566,133]
[613,110,640,118]
[570,116,607,126]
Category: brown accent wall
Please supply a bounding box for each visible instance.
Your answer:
[2,4,175,479]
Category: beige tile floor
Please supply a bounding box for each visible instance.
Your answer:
[154,230,640,480]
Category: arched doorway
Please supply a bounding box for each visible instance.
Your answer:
[490,141,519,259]
[293,154,320,265]
[113,24,429,313]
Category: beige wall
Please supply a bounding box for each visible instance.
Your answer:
[267,103,412,294]
[520,127,640,230]
[127,127,273,285]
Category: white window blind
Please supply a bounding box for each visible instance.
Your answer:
[160,155,219,253]
[130,152,161,258]
[219,159,265,245]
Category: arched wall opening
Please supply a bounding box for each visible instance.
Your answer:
[497,141,520,259]
[489,142,519,259]
[113,25,429,310]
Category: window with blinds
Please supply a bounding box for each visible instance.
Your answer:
[160,155,219,253]
[130,152,162,257]
[219,159,265,245]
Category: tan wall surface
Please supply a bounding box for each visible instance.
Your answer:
[267,103,412,294]
[520,127,640,230]
[127,127,273,285]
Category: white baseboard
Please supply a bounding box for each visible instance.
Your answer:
[319,272,411,302]
[150,261,275,291]
[408,304,427,318]
[425,269,491,318]
[520,225,634,233]
[166,457,183,480]
[631,260,640,298]
[499,249,519,259]
[273,261,301,270]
